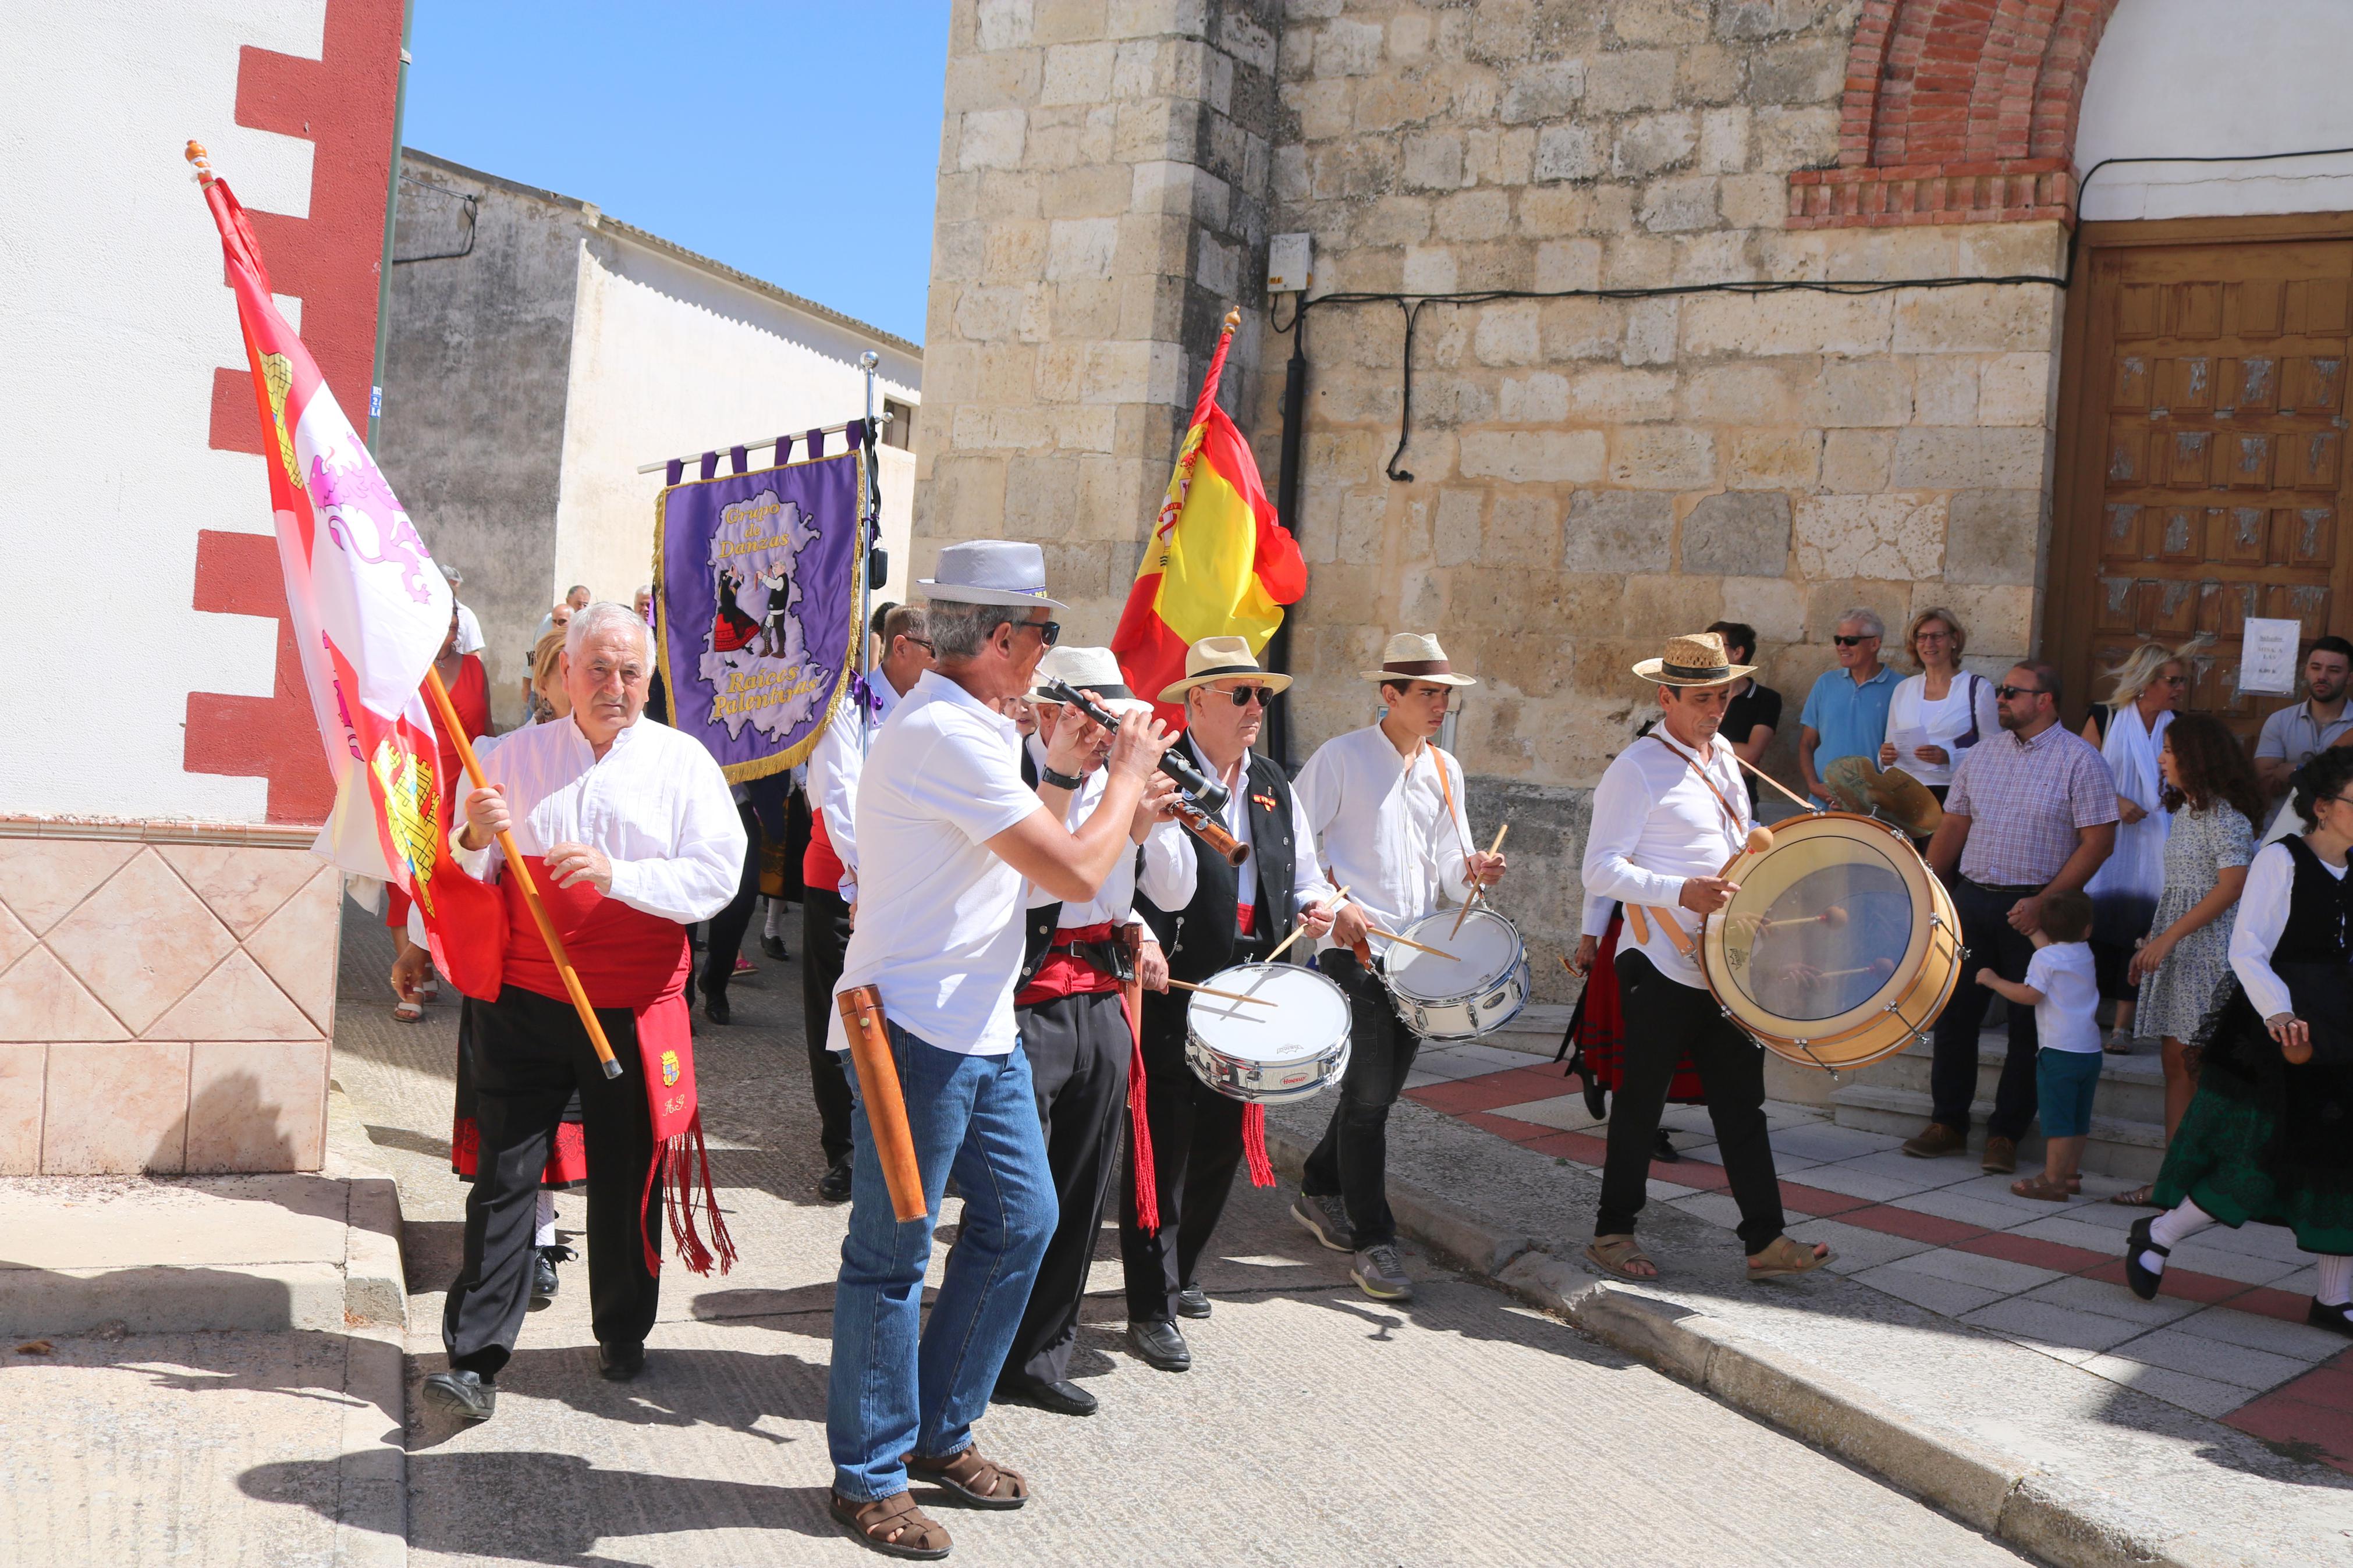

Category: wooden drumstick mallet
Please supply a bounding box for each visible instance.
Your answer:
[1368,926,1458,959]
[1449,821,1511,940]
[1260,885,1350,969]
[1166,979,1276,1006]
[1732,752,1818,814]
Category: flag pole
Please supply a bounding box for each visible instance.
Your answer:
[424,667,623,1080]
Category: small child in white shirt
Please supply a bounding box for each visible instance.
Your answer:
[1975,891,2101,1201]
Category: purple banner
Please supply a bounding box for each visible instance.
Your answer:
[654,447,864,781]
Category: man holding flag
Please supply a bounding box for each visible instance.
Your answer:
[190,145,744,1423]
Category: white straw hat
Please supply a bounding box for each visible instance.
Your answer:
[1359,631,1477,687]
[1158,635,1293,703]
[1632,630,1758,686]
[918,540,1068,610]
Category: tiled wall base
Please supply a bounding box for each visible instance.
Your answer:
[0,827,338,1173]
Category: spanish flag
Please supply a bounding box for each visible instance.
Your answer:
[1112,310,1306,727]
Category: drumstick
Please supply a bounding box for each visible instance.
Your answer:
[1717,824,1773,877]
[1808,959,1897,983]
[1733,751,1816,814]
[1368,926,1457,959]
[1449,822,1511,940]
[1261,885,1350,969]
[1165,979,1276,1006]
[1740,905,1850,937]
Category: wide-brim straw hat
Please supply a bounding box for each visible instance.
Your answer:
[1031,645,1151,714]
[1633,630,1757,686]
[1159,635,1293,703]
[918,539,1069,610]
[1359,631,1477,687]
[1824,756,1946,838]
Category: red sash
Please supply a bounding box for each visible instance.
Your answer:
[1013,921,1126,1007]
[803,806,847,893]
[427,852,734,1276]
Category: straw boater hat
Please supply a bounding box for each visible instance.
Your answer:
[1030,645,1152,715]
[1158,635,1293,705]
[918,539,1069,610]
[1360,632,1478,688]
[1632,630,1758,687]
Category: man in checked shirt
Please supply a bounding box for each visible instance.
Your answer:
[1911,660,2118,1174]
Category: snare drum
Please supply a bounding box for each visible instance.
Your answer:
[1184,962,1353,1104]
[1700,811,1962,1072]
[1383,908,1531,1041]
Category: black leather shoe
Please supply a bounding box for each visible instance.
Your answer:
[996,1373,1098,1416]
[701,990,731,1026]
[817,1161,853,1203]
[2125,1215,2169,1301]
[1174,1285,1212,1320]
[598,1341,646,1382]
[2309,1297,2353,1338]
[1652,1129,1680,1164]
[1127,1319,1191,1372]
[421,1370,496,1421]
[761,934,789,961]
[530,1244,576,1309]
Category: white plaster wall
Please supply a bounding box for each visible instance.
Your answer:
[552,231,921,617]
[0,0,329,821]
[2078,0,2353,222]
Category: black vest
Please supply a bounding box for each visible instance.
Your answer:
[1136,749,1304,985]
[2277,834,2353,965]
[1012,744,1145,992]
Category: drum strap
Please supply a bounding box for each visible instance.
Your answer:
[1418,745,1473,867]
[1648,735,1745,856]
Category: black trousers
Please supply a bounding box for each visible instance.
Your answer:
[1303,949,1419,1249]
[1006,990,1132,1385]
[1120,991,1248,1322]
[700,801,762,1002]
[1595,951,1787,1254]
[443,986,661,1376]
[800,885,856,1168]
[1930,879,2044,1139]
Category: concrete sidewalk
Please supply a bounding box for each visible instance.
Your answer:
[1260,1043,2353,1568]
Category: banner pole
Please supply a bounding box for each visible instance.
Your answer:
[857,350,880,689]
[424,667,624,1080]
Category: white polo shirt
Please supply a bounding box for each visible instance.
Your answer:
[826,671,1044,1057]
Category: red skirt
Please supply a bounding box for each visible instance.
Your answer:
[1570,910,1707,1105]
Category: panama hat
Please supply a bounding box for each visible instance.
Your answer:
[1158,635,1293,704]
[918,539,1068,610]
[1031,646,1151,714]
[1632,630,1756,687]
[1360,632,1478,688]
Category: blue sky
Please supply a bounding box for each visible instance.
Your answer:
[400,1,950,344]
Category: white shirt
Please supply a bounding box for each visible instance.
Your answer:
[2025,941,2102,1054]
[805,674,906,903]
[452,600,485,657]
[1020,737,1193,929]
[1154,734,1332,923]
[2228,839,2345,1021]
[1885,671,1997,788]
[1297,725,1475,954]
[436,715,744,927]
[1581,729,1751,987]
[827,671,1044,1057]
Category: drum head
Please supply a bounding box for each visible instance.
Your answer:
[1703,813,1939,1048]
[1389,909,1519,1001]
[1190,963,1350,1065]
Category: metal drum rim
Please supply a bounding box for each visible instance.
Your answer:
[1386,908,1525,1007]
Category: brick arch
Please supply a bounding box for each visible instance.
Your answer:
[1789,0,2123,229]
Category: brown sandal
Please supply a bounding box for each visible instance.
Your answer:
[830,1490,950,1559]
[2010,1174,2072,1201]
[907,1444,1030,1510]
[1746,1236,1834,1279]
[1584,1233,1659,1280]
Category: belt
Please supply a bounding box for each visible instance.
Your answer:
[1960,877,2042,895]
[1049,934,1135,983]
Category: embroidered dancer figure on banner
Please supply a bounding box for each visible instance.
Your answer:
[712,567,759,659]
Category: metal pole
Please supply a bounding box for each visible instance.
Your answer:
[858,350,880,732]
[365,0,415,453]
[1265,310,1309,768]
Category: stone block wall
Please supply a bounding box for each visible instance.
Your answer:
[0,827,338,1175]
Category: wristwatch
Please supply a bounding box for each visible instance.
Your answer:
[1039,765,1086,791]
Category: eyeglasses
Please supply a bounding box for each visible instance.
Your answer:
[1219,685,1278,708]
[1994,684,2048,700]
[901,637,935,654]
[1018,620,1061,648]
[1833,634,1875,647]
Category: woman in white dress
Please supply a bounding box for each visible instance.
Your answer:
[2081,641,2198,1050]
[1878,606,1998,803]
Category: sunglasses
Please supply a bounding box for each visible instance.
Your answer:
[1833,634,1876,647]
[1016,620,1061,647]
[1218,685,1278,708]
[1994,684,2048,700]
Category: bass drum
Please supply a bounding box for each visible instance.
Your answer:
[1701,811,1961,1073]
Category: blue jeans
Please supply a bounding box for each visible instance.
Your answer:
[827,1023,1055,1502]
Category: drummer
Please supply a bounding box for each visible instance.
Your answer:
[1122,638,1339,1373]
[1579,631,1833,1283]
[1294,632,1507,1302]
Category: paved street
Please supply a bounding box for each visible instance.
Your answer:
[331,905,2032,1566]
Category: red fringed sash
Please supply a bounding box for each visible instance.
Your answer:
[427,852,736,1277]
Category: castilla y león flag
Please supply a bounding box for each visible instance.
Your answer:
[1111,313,1306,727]
[192,151,457,924]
